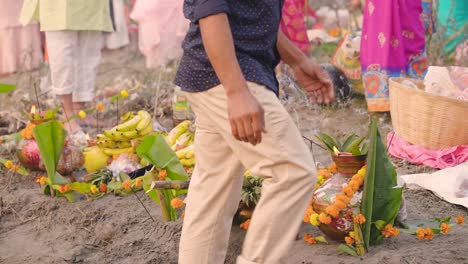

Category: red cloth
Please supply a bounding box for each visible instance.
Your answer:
[387,132,468,169]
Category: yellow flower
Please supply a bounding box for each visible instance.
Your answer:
[440,223,451,234]
[456,215,464,225]
[96,102,105,111]
[319,213,332,225]
[345,236,355,245]
[357,166,366,177]
[244,170,251,176]
[353,214,366,225]
[90,185,99,194]
[120,90,129,98]
[78,110,87,119]
[349,231,356,239]
[317,175,325,185]
[4,160,13,169]
[170,197,185,209]
[310,213,321,226]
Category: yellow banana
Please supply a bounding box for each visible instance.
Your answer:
[104,129,130,141]
[103,147,134,156]
[123,130,138,139]
[166,120,191,146]
[96,140,116,148]
[115,114,141,132]
[137,124,153,136]
[176,145,195,160]
[180,158,195,167]
[120,111,136,122]
[96,134,110,141]
[136,110,151,132]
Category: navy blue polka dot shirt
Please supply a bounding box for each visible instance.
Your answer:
[174,0,285,94]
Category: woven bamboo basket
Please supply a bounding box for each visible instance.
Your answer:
[389,78,468,150]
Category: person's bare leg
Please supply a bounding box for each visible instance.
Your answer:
[60,94,81,134]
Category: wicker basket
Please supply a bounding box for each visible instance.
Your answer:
[389,78,468,150]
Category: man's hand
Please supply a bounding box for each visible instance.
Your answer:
[227,88,266,145]
[292,60,334,104]
[277,31,334,104]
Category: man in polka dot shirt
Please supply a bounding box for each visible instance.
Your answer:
[176,1,334,263]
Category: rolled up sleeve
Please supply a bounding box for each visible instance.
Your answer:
[193,0,230,22]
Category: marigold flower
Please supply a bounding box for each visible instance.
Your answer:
[58,184,70,193]
[35,176,47,185]
[96,102,105,111]
[240,219,251,230]
[316,175,325,185]
[334,200,347,210]
[303,233,317,245]
[120,89,129,98]
[336,193,350,205]
[78,110,87,119]
[353,214,366,225]
[349,231,356,239]
[382,224,400,238]
[134,178,142,188]
[348,180,360,192]
[357,166,366,177]
[417,227,434,241]
[456,215,465,225]
[122,179,132,191]
[319,213,332,225]
[326,205,340,218]
[99,183,107,193]
[424,228,434,240]
[345,236,355,245]
[4,160,13,169]
[244,170,251,176]
[310,213,321,226]
[158,169,167,180]
[342,186,354,198]
[328,163,337,173]
[90,185,98,194]
[171,197,184,209]
[304,212,311,223]
[440,223,451,234]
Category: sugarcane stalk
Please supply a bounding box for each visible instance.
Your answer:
[354,217,366,256]
[156,188,171,221]
[149,180,190,190]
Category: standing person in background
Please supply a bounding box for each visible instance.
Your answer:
[355,0,432,112]
[130,0,189,68]
[0,0,42,76]
[103,0,130,50]
[280,0,312,54]
[437,0,468,66]
[20,0,114,133]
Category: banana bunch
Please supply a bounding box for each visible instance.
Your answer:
[176,145,195,167]
[98,110,153,156]
[166,120,196,167]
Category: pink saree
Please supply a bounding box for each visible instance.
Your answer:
[280,0,312,54]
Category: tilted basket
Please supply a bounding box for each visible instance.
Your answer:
[389,78,468,150]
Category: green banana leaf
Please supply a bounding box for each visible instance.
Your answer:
[33,121,68,185]
[361,118,403,249]
[0,83,16,93]
[136,134,189,181]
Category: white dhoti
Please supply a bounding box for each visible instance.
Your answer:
[45,31,102,102]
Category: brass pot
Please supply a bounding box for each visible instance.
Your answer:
[332,154,367,175]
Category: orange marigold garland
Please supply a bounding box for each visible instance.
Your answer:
[303,233,317,245]
[381,224,400,238]
[344,236,355,245]
[440,223,451,234]
[416,227,434,241]
[170,197,184,209]
[353,214,366,225]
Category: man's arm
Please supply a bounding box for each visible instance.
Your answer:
[199,13,266,145]
[277,31,334,104]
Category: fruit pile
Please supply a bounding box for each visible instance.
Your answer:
[98,110,153,156]
[166,120,195,167]
[83,111,154,173]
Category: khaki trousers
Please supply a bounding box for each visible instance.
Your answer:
[179,83,317,264]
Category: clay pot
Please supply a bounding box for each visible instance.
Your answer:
[332,154,367,175]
